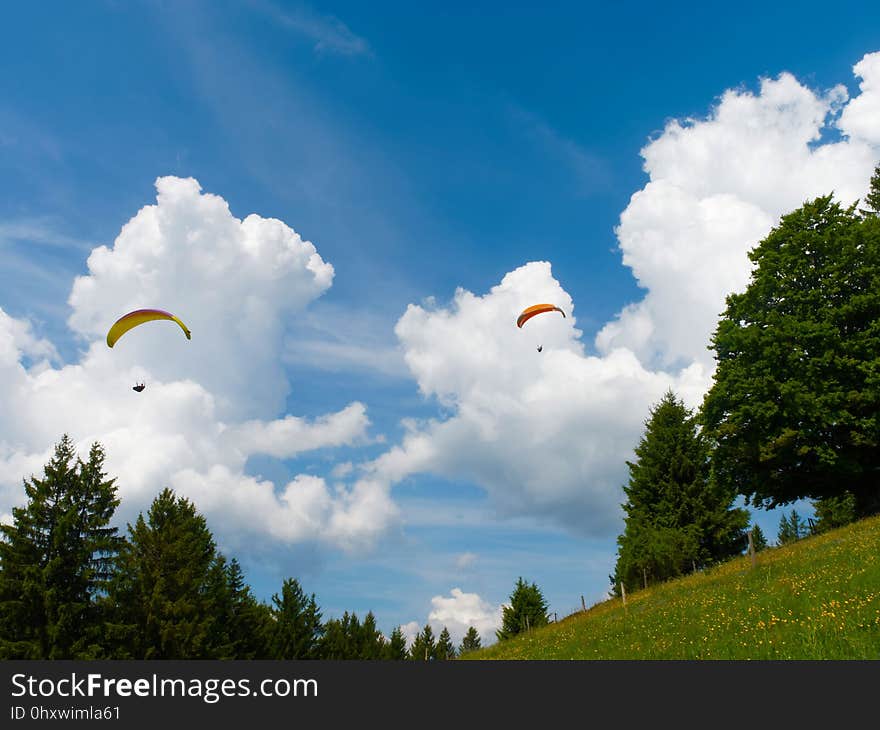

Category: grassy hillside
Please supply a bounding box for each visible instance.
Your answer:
[464,515,880,659]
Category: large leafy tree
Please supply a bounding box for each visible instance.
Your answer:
[0,436,122,659]
[107,488,221,659]
[612,392,748,592]
[496,577,549,641]
[702,189,880,517]
[811,492,856,534]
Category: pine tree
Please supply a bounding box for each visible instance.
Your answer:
[750,523,768,552]
[0,435,122,659]
[203,553,236,659]
[268,577,323,659]
[496,577,549,641]
[776,509,806,546]
[225,559,272,658]
[383,626,408,659]
[356,611,383,659]
[107,488,219,659]
[408,624,436,660]
[74,442,124,656]
[317,616,347,659]
[613,391,748,593]
[458,626,481,655]
[434,626,456,660]
[319,611,366,659]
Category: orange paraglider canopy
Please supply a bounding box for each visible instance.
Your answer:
[516,303,565,328]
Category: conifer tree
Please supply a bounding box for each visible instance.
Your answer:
[496,577,549,641]
[107,488,219,659]
[776,509,806,546]
[750,523,768,552]
[203,554,239,659]
[408,624,435,660]
[269,577,323,659]
[383,626,408,659]
[74,442,124,656]
[319,611,363,659]
[613,391,748,593]
[434,626,456,660]
[317,616,347,659]
[0,435,121,658]
[225,559,272,658]
[458,626,482,655]
[357,611,383,659]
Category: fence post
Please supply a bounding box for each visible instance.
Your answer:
[748,526,756,568]
[620,581,627,613]
[581,595,586,612]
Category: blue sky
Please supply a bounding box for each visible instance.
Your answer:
[2,1,879,645]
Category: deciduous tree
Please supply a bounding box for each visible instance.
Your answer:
[702,191,880,517]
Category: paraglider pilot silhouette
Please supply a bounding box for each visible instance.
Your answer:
[106,308,192,392]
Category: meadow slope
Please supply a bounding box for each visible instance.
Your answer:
[464,515,880,659]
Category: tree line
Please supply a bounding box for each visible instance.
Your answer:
[611,165,880,594]
[0,436,483,660]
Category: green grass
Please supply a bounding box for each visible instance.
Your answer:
[463,515,880,659]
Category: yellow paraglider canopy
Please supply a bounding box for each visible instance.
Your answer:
[106,309,192,348]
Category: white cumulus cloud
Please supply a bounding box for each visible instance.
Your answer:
[224,402,371,458]
[838,52,880,145]
[68,175,335,420]
[0,177,397,554]
[428,588,502,647]
[365,51,880,540]
[369,261,705,535]
[598,56,880,369]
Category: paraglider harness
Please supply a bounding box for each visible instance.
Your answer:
[132,383,146,393]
